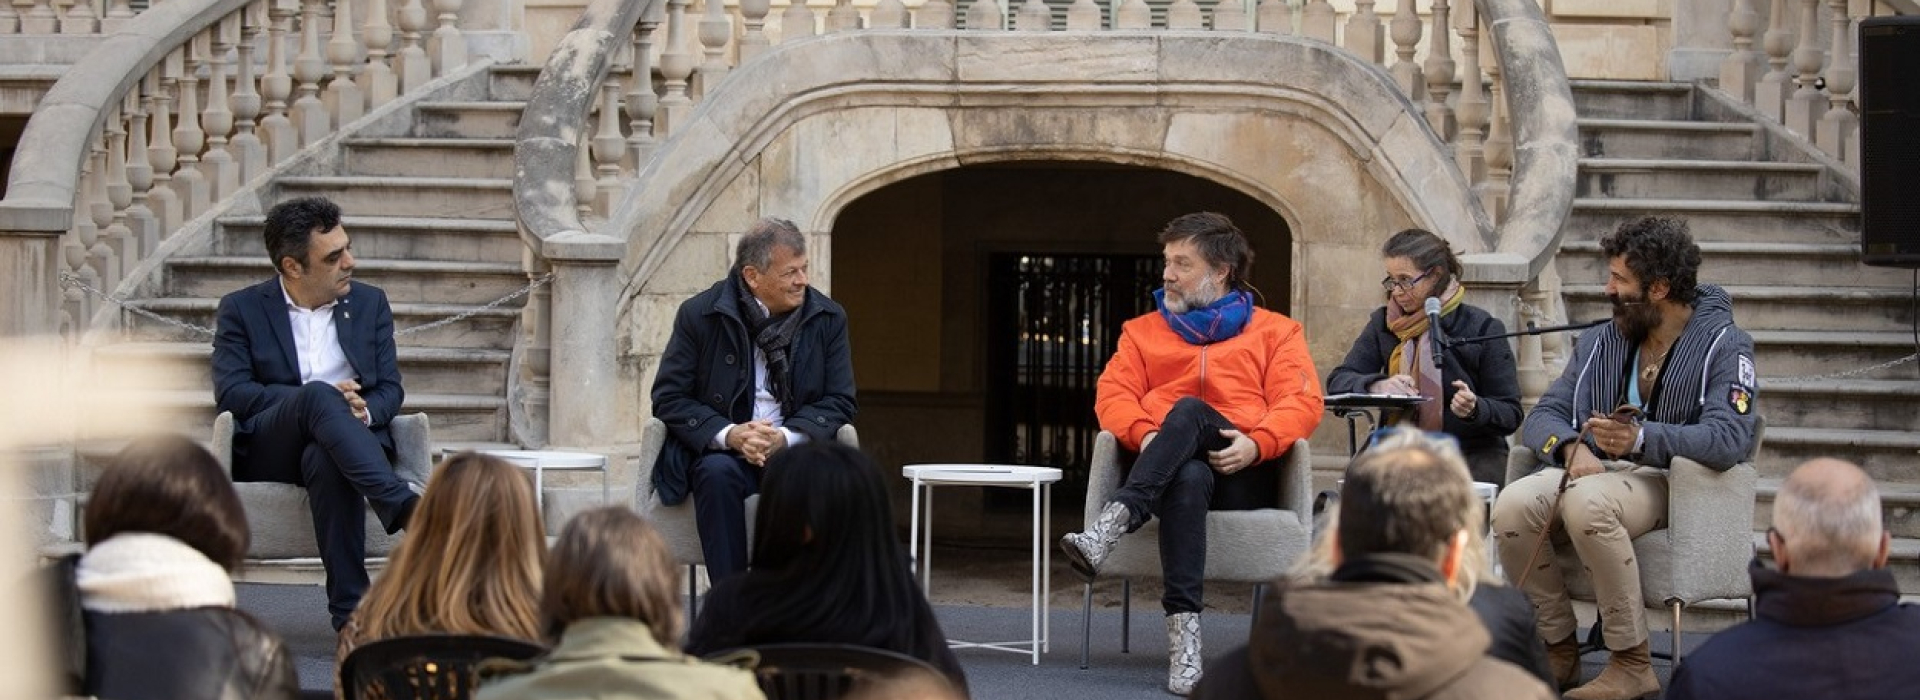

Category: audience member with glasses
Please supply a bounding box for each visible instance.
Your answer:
[1326,228,1522,484]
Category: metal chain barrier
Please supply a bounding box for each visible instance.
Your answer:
[57,270,554,338]
[1761,353,1919,384]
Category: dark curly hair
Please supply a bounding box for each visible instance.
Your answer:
[1158,212,1254,290]
[1599,216,1701,305]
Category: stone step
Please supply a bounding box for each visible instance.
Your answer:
[88,342,512,396]
[1747,330,1920,381]
[1577,118,1761,161]
[1564,284,1911,332]
[1557,240,1910,288]
[126,298,521,349]
[486,65,543,102]
[1752,379,1920,432]
[1760,427,1920,484]
[412,101,526,139]
[1570,80,1698,122]
[1754,533,1920,596]
[108,390,509,443]
[341,137,517,179]
[274,176,515,220]
[1576,158,1832,203]
[215,215,525,262]
[1567,198,1859,245]
[1754,478,1920,540]
[165,257,529,306]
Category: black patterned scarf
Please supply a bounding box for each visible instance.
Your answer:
[735,275,804,415]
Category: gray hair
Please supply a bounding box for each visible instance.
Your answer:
[1774,459,1884,576]
[734,218,806,275]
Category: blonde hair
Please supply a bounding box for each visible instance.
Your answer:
[542,507,683,645]
[352,452,546,643]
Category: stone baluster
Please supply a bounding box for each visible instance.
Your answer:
[103,0,135,32]
[781,0,814,42]
[262,0,298,165]
[826,0,859,32]
[293,0,330,146]
[72,153,104,327]
[740,0,774,57]
[627,5,663,168]
[1423,0,1454,140]
[1719,0,1763,104]
[430,0,465,76]
[919,0,955,29]
[658,0,694,137]
[591,74,625,215]
[1344,0,1383,64]
[1016,0,1050,31]
[1388,0,1423,100]
[1755,0,1795,124]
[1482,34,1512,223]
[1114,0,1147,30]
[363,0,397,108]
[1255,0,1289,35]
[397,0,431,92]
[1817,0,1856,157]
[871,0,906,28]
[61,0,97,34]
[85,135,119,296]
[573,135,595,219]
[172,42,211,224]
[202,18,240,201]
[22,0,55,34]
[125,87,159,259]
[326,0,364,125]
[147,57,183,233]
[1065,0,1099,31]
[1846,14,1861,169]
[1301,0,1335,43]
[232,3,267,182]
[1166,0,1202,30]
[1514,279,1550,399]
[103,103,135,280]
[62,237,90,335]
[0,1,19,34]
[696,0,731,98]
[1212,0,1250,32]
[1784,0,1825,137]
[967,0,1003,30]
[1454,4,1486,188]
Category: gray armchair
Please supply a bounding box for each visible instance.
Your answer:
[1076,430,1314,669]
[1502,415,1763,663]
[210,411,434,578]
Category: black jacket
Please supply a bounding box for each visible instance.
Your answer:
[650,279,856,504]
[1667,560,1920,700]
[44,555,300,700]
[1468,584,1554,688]
[1326,302,1523,460]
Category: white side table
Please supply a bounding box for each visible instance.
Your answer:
[483,450,610,514]
[903,463,1063,666]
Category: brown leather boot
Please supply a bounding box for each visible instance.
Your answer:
[1562,641,1659,700]
[1546,633,1582,690]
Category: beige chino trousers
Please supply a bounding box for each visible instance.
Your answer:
[1491,465,1668,650]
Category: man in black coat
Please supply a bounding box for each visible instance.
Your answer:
[1667,458,1919,700]
[650,217,856,582]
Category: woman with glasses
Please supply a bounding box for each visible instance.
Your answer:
[1327,228,1522,484]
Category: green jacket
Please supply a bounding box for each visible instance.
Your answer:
[475,618,765,700]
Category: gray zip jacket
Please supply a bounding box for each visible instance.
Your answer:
[1519,285,1759,472]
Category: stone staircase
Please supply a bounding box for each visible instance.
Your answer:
[1556,80,1920,593]
[90,66,550,451]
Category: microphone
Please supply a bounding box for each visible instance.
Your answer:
[1424,297,1446,369]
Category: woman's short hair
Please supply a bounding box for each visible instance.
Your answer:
[1381,228,1463,292]
[86,435,249,571]
[542,507,682,645]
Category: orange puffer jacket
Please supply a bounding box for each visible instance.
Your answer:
[1095,307,1324,460]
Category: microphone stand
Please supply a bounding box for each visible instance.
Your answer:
[1443,318,1608,348]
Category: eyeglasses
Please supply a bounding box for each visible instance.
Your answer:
[1380,270,1433,292]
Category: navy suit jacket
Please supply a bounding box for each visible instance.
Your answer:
[211,278,405,455]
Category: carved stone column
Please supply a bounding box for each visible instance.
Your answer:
[543,233,625,448]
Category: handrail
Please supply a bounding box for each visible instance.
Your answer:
[1478,0,1579,278]
[0,0,251,232]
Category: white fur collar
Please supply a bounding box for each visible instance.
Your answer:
[76,533,236,613]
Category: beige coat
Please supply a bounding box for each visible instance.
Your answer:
[475,617,766,700]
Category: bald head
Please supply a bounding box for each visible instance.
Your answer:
[1771,458,1886,577]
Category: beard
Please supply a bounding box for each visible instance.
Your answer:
[1165,274,1224,314]
[1610,290,1660,344]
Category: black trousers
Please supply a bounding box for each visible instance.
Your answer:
[691,451,762,583]
[233,382,410,631]
[1111,397,1281,615]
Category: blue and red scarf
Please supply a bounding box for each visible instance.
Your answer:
[1155,288,1254,345]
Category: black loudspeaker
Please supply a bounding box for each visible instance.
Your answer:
[1860,17,1920,268]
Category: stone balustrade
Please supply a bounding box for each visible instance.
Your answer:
[0,0,141,35]
[1721,0,1900,172]
[0,0,472,339]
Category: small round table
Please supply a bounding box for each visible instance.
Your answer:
[902,463,1063,666]
[482,449,610,514]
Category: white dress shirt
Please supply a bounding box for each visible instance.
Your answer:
[282,280,365,423]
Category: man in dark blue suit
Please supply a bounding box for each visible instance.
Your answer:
[211,196,420,631]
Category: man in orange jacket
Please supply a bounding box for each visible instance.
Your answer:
[1062,211,1324,695]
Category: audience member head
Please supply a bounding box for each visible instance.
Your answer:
[1770,458,1890,578]
[1158,212,1253,312]
[353,452,545,642]
[733,217,809,315]
[1297,498,1494,602]
[1336,429,1477,582]
[541,507,682,645]
[85,435,249,571]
